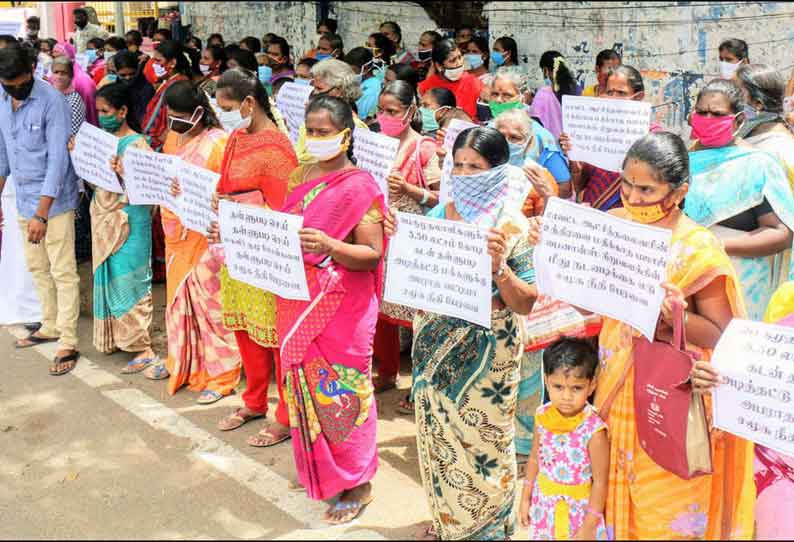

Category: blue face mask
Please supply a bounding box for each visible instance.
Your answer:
[464,53,484,71]
[86,49,97,63]
[491,51,505,67]
[106,73,118,83]
[508,141,527,166]
[315,52,333,61]
[420,106,439,133]
[258,65,272,84]
[544,77,552,87]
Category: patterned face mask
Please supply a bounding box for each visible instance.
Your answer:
[450,164,509,226]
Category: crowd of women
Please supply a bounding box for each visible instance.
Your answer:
[3,15,794,540]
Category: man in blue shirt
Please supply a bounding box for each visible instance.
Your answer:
[0,47,81,375]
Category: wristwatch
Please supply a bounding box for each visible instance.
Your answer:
[494,260,509,282]
[32,215,48,225]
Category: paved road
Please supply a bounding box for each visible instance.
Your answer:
[0,319,432,540]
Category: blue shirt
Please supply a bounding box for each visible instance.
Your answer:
[0,78,78,219]
[356,76,382,121]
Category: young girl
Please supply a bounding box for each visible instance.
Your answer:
[519,338,609,540]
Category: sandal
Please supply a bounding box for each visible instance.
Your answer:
[142,360,169,380]
[323,494,375,525]
[197,390,225,405]
[396,394,415,415]
[217,408,265,432]
[246,423,291,447]
[120,356,157,374]
[49,351,80,376]
[15,333,58,349]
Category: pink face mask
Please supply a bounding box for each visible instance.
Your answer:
[690,112,737,147]
[377,110,409,137]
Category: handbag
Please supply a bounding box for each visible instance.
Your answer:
[631,302,713,479]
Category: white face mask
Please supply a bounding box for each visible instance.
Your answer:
[719,60,741,79]
[199,63,211,75]
[153,62,168,78]
[218,108,251,133]
[305,130,348,162]
[444,65,465,82]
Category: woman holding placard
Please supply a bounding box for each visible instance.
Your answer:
[137,81,239,406]
[394,126,537,539]
[276,96,386,524]
[72,82,157,371]
[530,132,755,539]
[686,78,794,320]
[208,68,298,447]
[372,80,441,393]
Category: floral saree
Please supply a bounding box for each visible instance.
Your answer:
[277,166,386,501]
[594,217,755,540]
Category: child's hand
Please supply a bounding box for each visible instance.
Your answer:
[518,485,532,528]
[573,520,599,540]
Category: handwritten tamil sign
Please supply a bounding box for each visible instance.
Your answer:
[562,95,651,172]
[712,319,794,456]
[176,160,219,234]
[383,212,492,328]
[217,200,309,301]
[274,81,314,144]
[70,123,123,193]
[534,197,671,340]
[352,127,399,204]
[122,147,179,210]
[442,118,478,151]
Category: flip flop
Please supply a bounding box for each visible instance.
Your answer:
[197,390,225,405]
[120,356,157,374]
[323,494,375,525]
[142,360,169,381]
[217,408,265,431]
[247,424,292,447]
[396,394,415,415]
[49,352,80,376]
[15,333,58,349]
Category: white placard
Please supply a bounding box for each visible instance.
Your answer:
[218,200,309,301]
[712,319,794,457]
[175,160,219,234]
[562,95,651,172]
[122,147,179,210]
[384,212,492,328]
[0,21,22,37]
[438,153,454,205]
[274,81,314,144]
[534,197,671,340]
[70,124,122,193]
[352,127,399,203]
[443,119,478,151]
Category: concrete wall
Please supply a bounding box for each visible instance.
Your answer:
[484,1,794,133]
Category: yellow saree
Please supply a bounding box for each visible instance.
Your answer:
[594,216,755,540]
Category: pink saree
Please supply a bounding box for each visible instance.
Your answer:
[277,167,386,501]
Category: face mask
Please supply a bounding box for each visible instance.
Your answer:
[86,49,97,63]
[294,78,312,86]
[199,63,211,75]
[451,164,510,225]
[258,65,272,84]
[464,53,484,71]
[491,51,506,66]
[508,141,528,166]
[417,48,432,62]
[420,106,440,133]
[315,52,333,61]
[444,65,464,82]
[304,128,350,162]
[153,62,169,79]
[690,112,737,147]
[488,99,523,118]
[620,189,677,224]
[218,108,251,132]
[104,51,116,61]
[168,106,203,134]
[99,113,124,133]
[106,74,118,83]
[544,77,552,87]
[377,109,411,137]
[743,103,757,120]
[3,77,35,101]
[719,60,741,79]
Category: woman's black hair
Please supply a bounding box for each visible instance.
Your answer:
[345,47,373,73]
[298,57,318,70]
[736,63,784,114]
[539,50,578,102]
[596,48,621,68]
[607,64,644,93]
[113,50,140,72]
[240,36,262,54]
[87,37,105,50]
[381,80,422,132]
[543,338,599,380]
[380,21,402,44]
[368,32,395,64]
[432,38,459,66]
[696,78,744,114]
[206,45,228,73]
[165,80,220,129]
[719,38,749,61]
[96,81,142,132]
[452,126,510,168]
[623,131,690,188]
[421,31,442,47]
[105,36,126,52]
[207,33,224,47]
[387,63,419,92]
[317,18,338,34]
[494,36,518,66]
[467,35,490,69]
[216,67,277,126]
[185,46,203,77]
[305,95,356,163]
[186,36,202,51]
[227,48,258,72]
[320,33,344,59]
[154,28,172,41]
[268,36,292,68]
[428,87,456,108]
[125,30,143,46]
[155,40,192,77]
